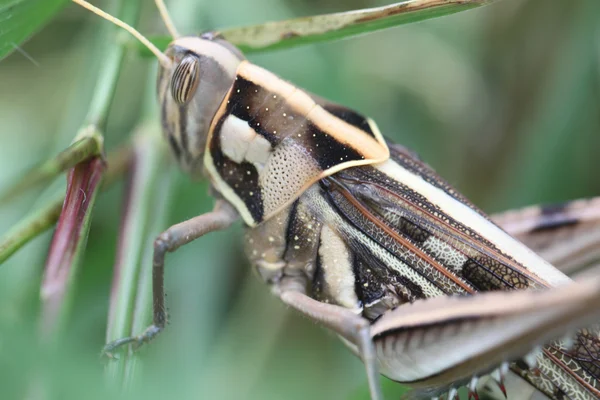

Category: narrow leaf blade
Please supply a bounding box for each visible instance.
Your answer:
[105,130,168,385]
[0,0,70,60]
[222,0,496,53]
[142,0,499,55]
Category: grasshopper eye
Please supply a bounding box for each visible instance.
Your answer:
[171,54,200,105]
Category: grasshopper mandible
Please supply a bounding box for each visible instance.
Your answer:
[73,0,600,398]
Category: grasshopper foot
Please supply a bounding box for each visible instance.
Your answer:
[101,324,163,359]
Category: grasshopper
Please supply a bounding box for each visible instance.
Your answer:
[73,0,600,399]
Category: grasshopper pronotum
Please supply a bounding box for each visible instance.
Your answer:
[71,0,600,398]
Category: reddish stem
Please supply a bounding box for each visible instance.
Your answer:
[40,157,106,335]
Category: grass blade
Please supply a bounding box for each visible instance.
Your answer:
[105,128,169,386]
[123,143,172,385]
[222,0,497,53]
[144,0,499,54]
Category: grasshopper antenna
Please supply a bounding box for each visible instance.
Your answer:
[155,0,180,39]
[72,0,171,68]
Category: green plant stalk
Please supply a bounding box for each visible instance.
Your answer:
[0,129,103,205]
[0,145,132,266]
[143,0,500,54]
[123,145,173,384]
[0,193,64,265]
[84,0,140,130]
[105,128,168,385]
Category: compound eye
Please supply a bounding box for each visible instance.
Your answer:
[171,54,200,105]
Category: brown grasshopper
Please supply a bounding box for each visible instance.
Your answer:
[73,0,600,398]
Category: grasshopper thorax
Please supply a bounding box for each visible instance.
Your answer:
[157,35,245,175]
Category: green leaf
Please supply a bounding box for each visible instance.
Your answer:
[0,0,70,60]
[140,0,500,55]
[220,0,497,53]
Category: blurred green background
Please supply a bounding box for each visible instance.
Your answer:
[1,0,599,399]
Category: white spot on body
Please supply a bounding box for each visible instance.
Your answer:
[245,135,272,165]
[220,115,272,166]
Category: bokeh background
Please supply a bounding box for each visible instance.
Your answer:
[1,0,599,399]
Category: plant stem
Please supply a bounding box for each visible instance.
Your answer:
[84,0,141,130]
[0,145,131,266]
[0,129,103,205]
[0,194,63,265]
[105,126,169,386]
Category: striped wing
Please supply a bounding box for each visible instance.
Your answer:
[317,144,600,399]
[493,197,600,278]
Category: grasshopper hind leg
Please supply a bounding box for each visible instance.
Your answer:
[277,281,383,400]
[102,200,238,357]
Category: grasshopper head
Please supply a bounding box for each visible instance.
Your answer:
[158,35,245,175]
[71,1,246,176]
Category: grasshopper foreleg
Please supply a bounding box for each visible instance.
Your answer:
[103,200,238,357]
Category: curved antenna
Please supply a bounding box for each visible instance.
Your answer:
[72,0,172,68]
[155,0,180,39]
